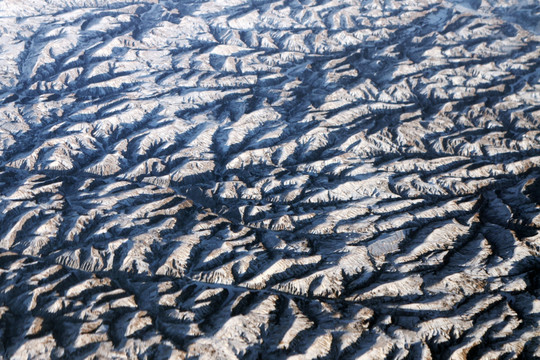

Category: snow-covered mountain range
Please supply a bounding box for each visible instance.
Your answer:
[0,0,539,358]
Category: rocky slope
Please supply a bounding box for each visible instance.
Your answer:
[0,0,539,358]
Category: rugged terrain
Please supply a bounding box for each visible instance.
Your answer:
[0,0,539,358]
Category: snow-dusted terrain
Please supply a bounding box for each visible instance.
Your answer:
[0,0,539,358]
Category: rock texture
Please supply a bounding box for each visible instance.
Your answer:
[0,0,539,358]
